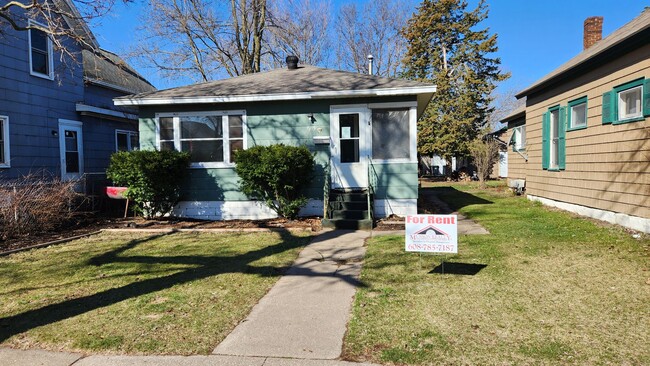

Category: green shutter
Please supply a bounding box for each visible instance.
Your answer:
[602,91,614,124]
[542,112,549,170]
[643,79,650,117]
[558,106,567,170]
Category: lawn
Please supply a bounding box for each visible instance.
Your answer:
[344,183,650,365]
[0,230,312,355]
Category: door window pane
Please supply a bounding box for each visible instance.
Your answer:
[372,109,409,159]
[339,114,359,163]
[341,140,359,163]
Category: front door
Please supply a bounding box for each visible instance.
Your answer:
[59,120,84,181]
[330,108,369,189]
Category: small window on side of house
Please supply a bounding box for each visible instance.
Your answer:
[0,116,9,167]
[617,85,642,121]
[512,125,526,151]
[568,97,587,130]
[116,130,139,151]
[29,21,53,80]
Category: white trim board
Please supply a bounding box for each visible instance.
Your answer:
[114,86,437,106]
[76,103,138,120]
[172,199,324,221]
[528,195,650,234]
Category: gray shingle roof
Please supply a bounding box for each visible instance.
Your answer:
[516,8,650,98]
[114,65,436,105]
[83,49,156,94]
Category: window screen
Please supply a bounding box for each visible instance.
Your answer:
[372,109,410,160]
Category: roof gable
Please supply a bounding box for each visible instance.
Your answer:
[516,8,650,99]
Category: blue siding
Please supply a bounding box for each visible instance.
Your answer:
[0,23,142,180]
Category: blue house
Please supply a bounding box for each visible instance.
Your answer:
[0,0,154,183]
[115,59,435,226]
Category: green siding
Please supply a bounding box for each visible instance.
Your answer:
[138,96,417,202]
[371,163,419,200]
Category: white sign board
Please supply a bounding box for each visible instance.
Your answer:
[405,215,458,253]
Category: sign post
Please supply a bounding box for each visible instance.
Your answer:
[405,215,458,272]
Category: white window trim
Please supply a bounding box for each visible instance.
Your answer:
[28,20,54,80]
[512,125,526,151]
[0,116,10,168]
[617,85,642,121]
[569,102,587,129]
[155,110,247,169]
[331,102,418,164]
[115,129,138,151]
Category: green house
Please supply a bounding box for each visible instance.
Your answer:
[114,60,435,224]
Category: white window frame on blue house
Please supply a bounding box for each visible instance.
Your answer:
[155,110,247,168]
[0,115,10,168]
[28,20,54,80]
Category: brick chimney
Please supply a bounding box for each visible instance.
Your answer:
[583,16,603,50]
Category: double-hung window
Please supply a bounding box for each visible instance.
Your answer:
[542,106,566,171]
[29,20,53,79]
[568,97,587,130]
[602,78,650,124]
[0,116,9,168]
[156,111,246,167]
[116,130,139,151]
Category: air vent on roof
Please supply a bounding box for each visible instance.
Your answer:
[286,55,299,70]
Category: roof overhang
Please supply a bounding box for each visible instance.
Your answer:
[76,103,138,122]
[113,86,437,107]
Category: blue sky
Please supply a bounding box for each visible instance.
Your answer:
[90,0,650,94]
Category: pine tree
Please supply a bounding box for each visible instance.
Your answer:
[402,0,508,164]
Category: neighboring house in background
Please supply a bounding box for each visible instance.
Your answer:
[502,105,526,185]
[115,59,436,225]
[506,11,650,233]
[0,0,154,182]
[486,126,508,179]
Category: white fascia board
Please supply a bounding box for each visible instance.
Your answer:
[76,103,138,120]
[113,86,437,106]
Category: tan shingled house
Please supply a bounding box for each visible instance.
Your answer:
[505,10,650,233]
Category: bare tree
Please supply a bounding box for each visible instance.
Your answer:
[488,88,526,131]
[129,0,267,82]
[265,0,331,68]
[335,0,410,77]
[469,135,500,189]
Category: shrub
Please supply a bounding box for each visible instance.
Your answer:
[234,144,315,219]
[468,137,500,189]
[106,150,190,218]
[0,175,82,240]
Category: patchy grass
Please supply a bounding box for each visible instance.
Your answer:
[0,230,311,355]
[344,185,650,365]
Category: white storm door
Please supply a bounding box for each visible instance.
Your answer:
[58,120,84,181]
[330,108,369,189]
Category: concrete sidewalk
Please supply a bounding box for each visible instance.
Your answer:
[213,230,369,359]
[0,348,381,366]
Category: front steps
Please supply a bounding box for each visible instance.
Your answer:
[322,189,374,230]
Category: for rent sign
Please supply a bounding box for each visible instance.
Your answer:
[405,215,458,253]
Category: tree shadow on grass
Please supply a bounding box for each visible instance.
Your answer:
[420,186,492,213]
[0,229,364,342]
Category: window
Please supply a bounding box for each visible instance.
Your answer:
[0,116,9,168]
[156,111,246,167]
[542,106,566,171]
[618,86,642,121]
[29,20,53,79]
[371,108,410,160]
[603,78,650,124]
[568,97,587,130]
[511,125,526,151]
[116,130,139,151]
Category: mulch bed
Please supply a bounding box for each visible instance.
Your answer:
[0,216,322,254]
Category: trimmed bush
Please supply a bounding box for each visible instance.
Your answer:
[106,150,190,218]
[234,144,314,219]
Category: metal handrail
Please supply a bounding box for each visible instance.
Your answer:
[323,159,331,219]
[367,156,378,221]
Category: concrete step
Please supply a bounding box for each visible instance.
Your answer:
[322,218,374,230]
[331,210,370,220]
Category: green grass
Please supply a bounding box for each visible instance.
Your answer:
[0,230,311,355]
[344,184,650,365]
